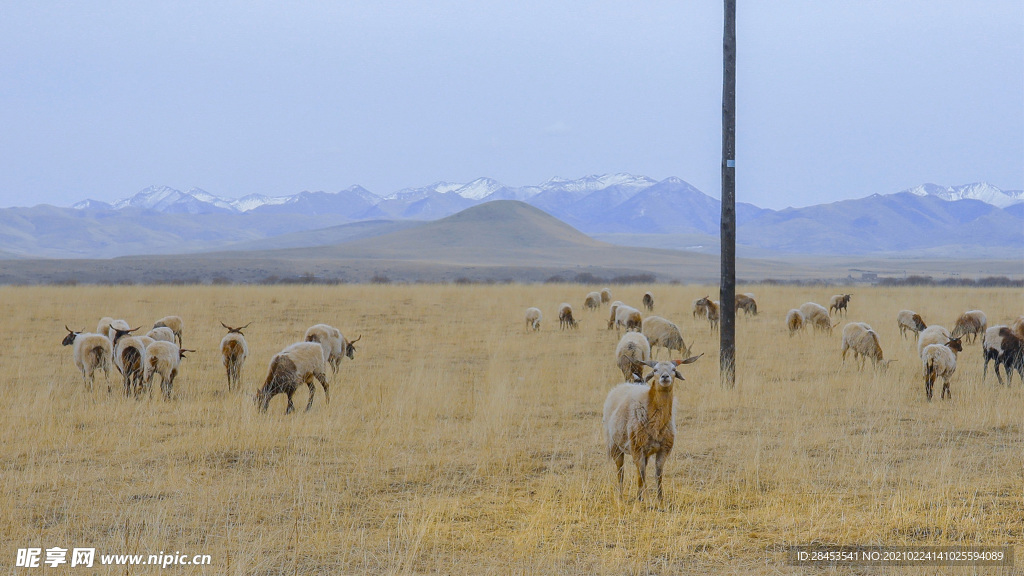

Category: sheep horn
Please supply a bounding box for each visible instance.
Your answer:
[65,325,74,333]
[678,352,704,365]
[350,334,361,344]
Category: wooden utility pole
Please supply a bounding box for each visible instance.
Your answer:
[720,0,737,387]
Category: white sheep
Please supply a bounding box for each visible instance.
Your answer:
[153,315,184,347]
[608,304,642,333]
[829,294,852,316]
[62,326,113,392]
[615,331,651,382]
[600,288,612,303]
[144,341,193,399]
[951,310,987,344]
[921,336,963,400]
[840,322,894,370]
[558,303,579,329]
[602,354,703,502]
[524,307,542,331]
[896,310,927,339]
[641,316,690,358]
[584,291,602,311]
[917,325,952,358]
[256,341,330,414]
[146,326,176,343]
[110,325,148,397]
[304,323,360,373]
[642,292,654,312]
[220,321,251,391]
[786,309,804,337]
[798,302,834,333]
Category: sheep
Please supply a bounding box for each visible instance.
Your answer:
[143,341,193,399]
[558,303,579,330]
[1011,315,1024,338]
[606,301,622,329]
[982,326,1024,385]
[692,298,707,319]
[584,291,602,311]
[600,288,612,304]
[695,296,719,332]
[608,304,642,333]
[62,326,113,391]
[786,309,804,337]
[602,354,703,502]
[951,310,987,344]
[524,307,542,332]
[153,315,184,347]
[110,325,147,397]
[840,322,894,371]
[799,302,834,333]
[917,325,952,358]
[642,292,654,312]
[735,293,758,316]
[304,323,360,373]
[921,336,963,400]
[896,310,927,339]
[615,332,651,382]
[146,326,176,343]
[641,316,690,358]
[98,317,129,342]
[221,321,251,391]
[829,294,852,316]
[256,342,330,414]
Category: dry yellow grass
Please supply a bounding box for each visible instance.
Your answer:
[1,283,1021,575]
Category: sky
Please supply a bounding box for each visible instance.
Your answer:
[0,1,1021,210]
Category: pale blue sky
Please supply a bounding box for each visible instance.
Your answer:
[1,1,1021,209]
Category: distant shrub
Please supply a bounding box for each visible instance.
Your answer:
[370,274,391,284]
[610,273,656,284]
[544,275,565,283]
[573,272,607,284]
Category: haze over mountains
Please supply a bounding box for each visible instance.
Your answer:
[1,175,1021,259]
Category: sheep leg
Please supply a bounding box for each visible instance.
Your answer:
[163,369,176,400]
[285,392,296,414]
[633,453,648,502]
[315,371,330,405]
[304,378,316,412]
[613,451,625,500]
[654,451,668,502]
[993,361,1005,386]
[942,377,951,400]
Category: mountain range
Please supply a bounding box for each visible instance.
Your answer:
[1,175,1021,259]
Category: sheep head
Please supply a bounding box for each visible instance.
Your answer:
[945,336,963,353]
[345,334,361,359]
[643,354,703,386]
[110,325,140,344]
[62,325,82,346]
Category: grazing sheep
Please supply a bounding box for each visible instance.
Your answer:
[256,342,330,414]
[692,298,708,319]
[602,355,703,502]
[304,323,360,373]
[799,302,834,333]
[917,325,952,358]
[600,288,612,304]
[921,336,963,400]
[524,307,542,332]
[642,292,654,312]
[608,304,642,333]
[607,301,622,329]
[1011,316,1024,338]
[558,303,579,330]
[695,296,719,332]
[146,326,176,343]
[110,325,147,397]
[897,310,928,339]
[982,326,1024,385]
[153,315,184,347]
[62,326,113,391]
[98,317,129,342]
[735,293,758,316]
[615,332,651,382]
[951,310,987,344]
[840,322,894,371]
[221,321,251,391]
[786,309,804,337]
[641,316,690,358]
[829,294,852,316]
[144,341,193,399]
[584,291,602,311]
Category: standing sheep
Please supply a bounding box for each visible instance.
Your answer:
[153,315,184,347]
[256,342,330,414]
[951,310,987,344]
[921,336,963,400]
[786,309,804,337]
[304,323,360,373]
[558,303,579,330]
[840,322,894,371]
[608,304,642,333]
[221,321,251,391]
[917,325,952,358]
[642,292,654,312]
[982,326,1024,385]
[584,292,602,311]
[524,307,542,332]
[695,296,719,332]
[799,302,834,333]
[62,326,113,391]
[600,288,612,304]
[615,332,651,382]
[144,341,193,399]
[735,293,758,316]
[897,310,927,340]
[829,294,852,316]
[602,355,703,502]
[641,316,690,358]
[110,325,147,397]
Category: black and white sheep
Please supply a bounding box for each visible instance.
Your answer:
[897,310,927,340]
[615,331,651,382]
[62,326,113,392]
[921,336,963,401]
[641,316,690,358]
[256,342,330,414]
[558,303,579,329]
[982,325,1023,385]
[951,310,987,344]
[602,355,703,502]
[220,321,251,391]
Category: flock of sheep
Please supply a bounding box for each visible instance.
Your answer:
[525,288,1024,502]
[61,315,360,413]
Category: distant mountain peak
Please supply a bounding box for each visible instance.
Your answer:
[903,182,1023,208]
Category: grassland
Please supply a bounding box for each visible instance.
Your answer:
[1,283,1021,574]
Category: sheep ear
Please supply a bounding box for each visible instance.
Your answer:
[673,370,685,381]
[678,353,704,365]
[643,372,655,382]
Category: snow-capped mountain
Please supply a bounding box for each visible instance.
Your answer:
[905,182,1024,209]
